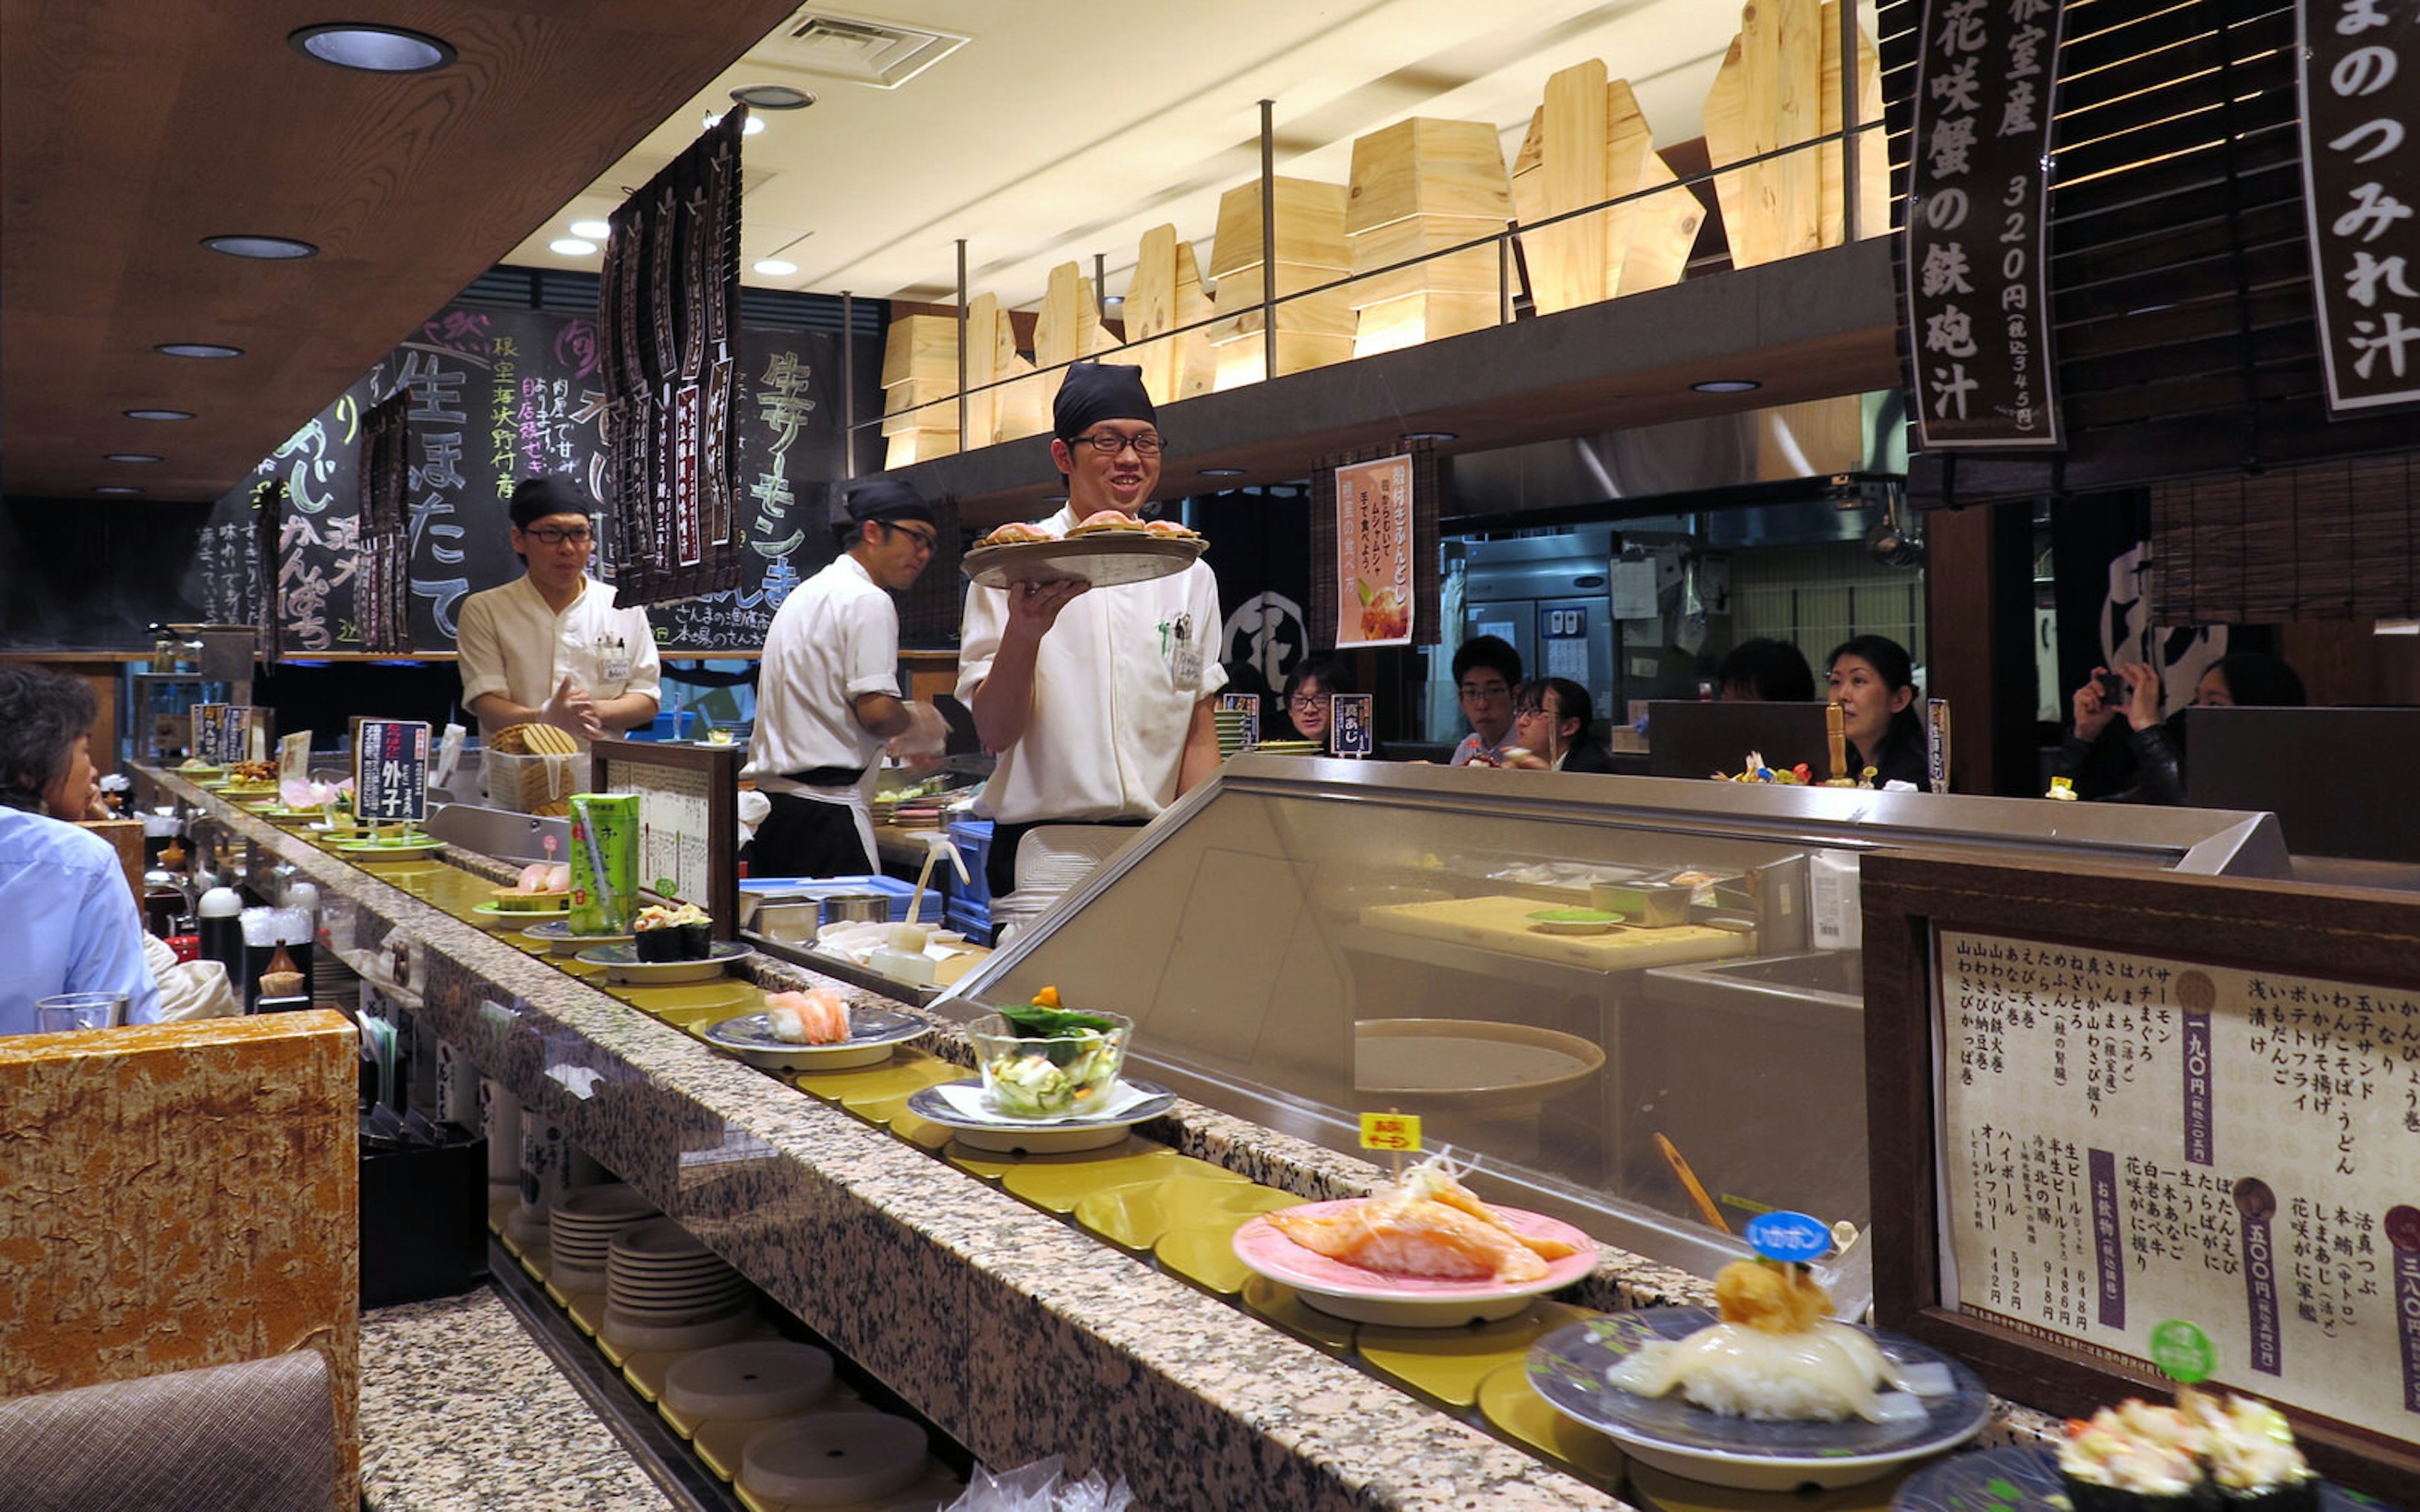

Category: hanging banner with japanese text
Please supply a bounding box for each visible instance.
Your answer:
[1334,453,1415,647]
[2299,0,2420,414]
[1903,0,2068,450]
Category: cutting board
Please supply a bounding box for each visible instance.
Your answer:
[1357,895,1750,971]
[1034,260,1116,411]
[1532,59,1609,315]
[1126,222,1216,404]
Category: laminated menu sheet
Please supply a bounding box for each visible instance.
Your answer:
[1934,927,2419,1444]
[625,762,712,908]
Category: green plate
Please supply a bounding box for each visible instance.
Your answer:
[1526,907,1622,935]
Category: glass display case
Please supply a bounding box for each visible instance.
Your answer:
[940,758,2286,1276]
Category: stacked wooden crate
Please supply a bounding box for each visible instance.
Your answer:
[880,313,960,468]
[1512,60,1703,316]
[1032,261,1120,413]
[961,294,1051,447]
[1124,223,1216,406]
[1204,177,1355,390]
[1702,0,1886,269]
[1344,118,1512,357]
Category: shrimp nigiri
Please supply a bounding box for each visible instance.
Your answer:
[764,988,851,1046]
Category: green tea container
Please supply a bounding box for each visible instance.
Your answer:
[567,793,640,934]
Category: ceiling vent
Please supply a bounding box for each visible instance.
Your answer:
[767,11,967,88]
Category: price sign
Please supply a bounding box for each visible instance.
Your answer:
[1219,691,1261,748]
[355,719,431,823]
[189,703,225,762]
[1330,694,1373,757]
[278,730,313,793]
[1359,1111,1423,1153]
[216,705,256,765]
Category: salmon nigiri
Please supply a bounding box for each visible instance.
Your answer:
[764,988,851,1046]
[1268,1195,1550,1283]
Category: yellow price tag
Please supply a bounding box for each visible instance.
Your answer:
[1359,1112,1422,1153]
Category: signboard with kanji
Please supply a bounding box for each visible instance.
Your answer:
[354,719,430,823]
[1334,454,1415,646]
[1330,694,1374,757]
[2298,0,2420,414]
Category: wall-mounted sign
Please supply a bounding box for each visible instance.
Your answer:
[1903,0,2070,450]
[1334,453,1414,647]
[2299,1,2420,414]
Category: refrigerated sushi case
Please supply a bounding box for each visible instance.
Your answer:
[936,757,2287,1277]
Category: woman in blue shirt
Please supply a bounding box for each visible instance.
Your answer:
[0,668,162,1034]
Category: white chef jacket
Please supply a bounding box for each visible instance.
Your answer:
[456,574,661,752]
[742,553,899,864]
[958,507,1228,827]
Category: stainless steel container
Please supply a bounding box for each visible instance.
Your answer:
[1589,879,1693,928]
[819,893,890,927]
[753,902,821,944]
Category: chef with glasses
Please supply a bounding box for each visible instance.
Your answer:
[744,480,950,878]
[457,473,661,751]
[957,362,1227,902]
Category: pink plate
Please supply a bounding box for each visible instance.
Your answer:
[1231,1200,1599,1314]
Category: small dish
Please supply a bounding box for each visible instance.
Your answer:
[1231,1201,1598,1326]
[1526,907,1623,936]
[702,1005,929,1071]
[904,1077,1177,1154]
[521,919,636,956]
[334,836,444,861]
[472,898,570,926]
[576,940,751,984]
[1891,1445,2378,1512]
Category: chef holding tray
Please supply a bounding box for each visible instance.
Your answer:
[957,362,1226,902]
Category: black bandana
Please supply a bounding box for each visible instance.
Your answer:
[1052,361,1157,442]
[844,479,936,529]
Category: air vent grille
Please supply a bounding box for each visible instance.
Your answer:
[768,10,967,88]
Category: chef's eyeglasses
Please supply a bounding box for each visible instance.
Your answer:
[1071,430,1165,457]
[879,521,938,552]
[523,525,593,546]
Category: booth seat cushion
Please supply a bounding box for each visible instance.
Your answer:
[0,1349,337,1512]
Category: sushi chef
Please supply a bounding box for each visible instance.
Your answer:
[744,479,950,878]
[456,474,661,750]
[958,362,1227,901]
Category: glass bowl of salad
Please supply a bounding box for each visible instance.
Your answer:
[968,990,1132,1118]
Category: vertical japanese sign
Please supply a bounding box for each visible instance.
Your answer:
[2299,1,2420,413]
[354,719,431,824]
[1334,453,1415,647]
[1904,0,2068,449]
[189,704,226,764]
[216,705,257,765]
[1330,694,1374,757]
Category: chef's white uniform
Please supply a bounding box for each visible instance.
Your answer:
[743,553,900,873]
[456,575,660,756]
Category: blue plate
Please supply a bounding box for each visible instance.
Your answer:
[1528,1307,1992,1489]
[1894,1445,2397,1512]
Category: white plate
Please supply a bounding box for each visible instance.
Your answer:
[701,1005,928,1071]
[521,919,635,956]
[903,1078,1177,1154]
[576,940,751,984]
[334,837,445,861]
[961,532,1204,590]
[1231,1201,1600,1327]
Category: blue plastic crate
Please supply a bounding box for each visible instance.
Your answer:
[944,818,996,910]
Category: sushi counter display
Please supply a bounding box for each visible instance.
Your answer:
[135,764,2416,1512]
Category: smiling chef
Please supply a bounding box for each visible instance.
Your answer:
[957,361,1226,901]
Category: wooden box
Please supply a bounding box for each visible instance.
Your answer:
[1209,178,1350,278]
[1212,332,1357,391]
[1352,289,1500,358]
[1345,117,1512,236]
[880,314,959,388]
[1345,213,1510,306]
[1205,261,1358,341]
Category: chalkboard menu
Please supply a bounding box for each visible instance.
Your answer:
[204,302,879,655]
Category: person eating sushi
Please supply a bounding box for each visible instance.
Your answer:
[957,361,1227,902]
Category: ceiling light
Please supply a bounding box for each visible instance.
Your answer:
[156,342,243,358]
[1690,379,1761,393]
[1199,467,1245,477]
[125,409,194,421]
[704,112,768,136]
[753,259,798,277]
[202,234,318,260]
[105,452,164,463]
[1403,430,1457,442]
[289,23,454,73]
[95,486,142,495]
[550,238,597,256]
[731,84,815,110]
[570,219,611,239]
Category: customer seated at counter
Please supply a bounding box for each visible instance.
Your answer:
[2056,652,2306,805]
[1716,638,1817,702]
[0,668,162,1034]
[1281,656,1385,756]
[1504,678,1615,772]
[1826,634,1933,790]
[1447,635,1524,767]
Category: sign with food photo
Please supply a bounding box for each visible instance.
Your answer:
[1334,453,1414,647]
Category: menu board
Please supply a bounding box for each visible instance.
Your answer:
[589,738,737,936]
[1935,926,2417,1445]
[1333,454,1414,647]
[1331,693,1374,757]
[355,719,431,823]
[2297,0,2420,415]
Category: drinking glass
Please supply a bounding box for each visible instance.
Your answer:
[36,992,127,1032]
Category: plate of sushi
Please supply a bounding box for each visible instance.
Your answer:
[1230,1153,1600,1327]
[962,512,1205,589]
[577,929,752,985]
[703,990,929,1072]
[1526,1256,1990,1490]
[1897,1409,2365,1512]
[521,919,636,958]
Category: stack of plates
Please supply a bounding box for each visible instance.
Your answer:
[548,1184,660,1285]
[1213,707,1255,759]
[600,1216,756,1351]
[1247,739,1322,756]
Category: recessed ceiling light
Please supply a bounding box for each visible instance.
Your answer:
[95,486,143,495]
[125,409,195,421]
[1199,467,1245,477]
[202,234,317,260]
[1690,379,1761,393]
[752,259,798,277]
[570,220,611,239]
[550,238,598,256]
[289,23,454,72]
[730,84,815,110]
[1403,430,1458,442]
[105,452,164,463]
[156,342,244,358]
[703,112,768,136]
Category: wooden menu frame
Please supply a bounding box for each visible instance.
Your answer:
[588,737,740,940]
[1862,852,2420,1506]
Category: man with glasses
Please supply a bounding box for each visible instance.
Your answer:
[745,481,950,878]
[1446,634,1524,766]
[458,474,660,750]
[958,362,1227,901]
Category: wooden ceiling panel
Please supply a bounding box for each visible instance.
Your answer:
[1,0,804,503]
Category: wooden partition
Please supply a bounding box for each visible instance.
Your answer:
[0,1012,360,1509]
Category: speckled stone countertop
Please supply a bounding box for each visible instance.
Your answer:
[156,769,2051,1511]
[360,1289,674,1512]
